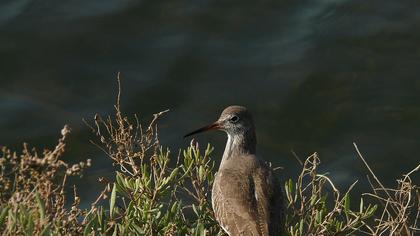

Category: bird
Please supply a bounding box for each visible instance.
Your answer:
[184,105,284,236]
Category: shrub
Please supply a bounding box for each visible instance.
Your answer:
[0,125,90,235]
[0,76,418,235]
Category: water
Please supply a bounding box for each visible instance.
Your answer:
[1,0,419,205]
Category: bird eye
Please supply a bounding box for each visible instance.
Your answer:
[229,115,239,123]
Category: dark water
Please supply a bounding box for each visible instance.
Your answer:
[1,0,419,206]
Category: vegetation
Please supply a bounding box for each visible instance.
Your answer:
[0,77,418,235]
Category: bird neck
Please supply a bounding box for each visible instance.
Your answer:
[221,130,257,167]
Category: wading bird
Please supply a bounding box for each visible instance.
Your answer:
[184,106,284,236]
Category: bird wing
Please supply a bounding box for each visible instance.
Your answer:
[212,169,268,236]
[252,165,272,235]
[254,163,285,235]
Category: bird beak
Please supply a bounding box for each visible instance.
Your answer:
[184,122,221,138]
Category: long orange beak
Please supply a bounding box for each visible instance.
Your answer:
[184,122,220,138]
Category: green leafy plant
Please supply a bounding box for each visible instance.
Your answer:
[0,76,418,235]
[81,76,224,235]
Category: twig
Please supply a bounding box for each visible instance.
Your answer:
[291,149,303,166]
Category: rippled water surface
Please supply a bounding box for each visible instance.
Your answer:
[1,0,419,204]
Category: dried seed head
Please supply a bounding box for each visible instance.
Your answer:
[61,125,71,137]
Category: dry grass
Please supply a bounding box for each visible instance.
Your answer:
[0,125,90,235]
[284,149,419,236]
[353,143,420,235]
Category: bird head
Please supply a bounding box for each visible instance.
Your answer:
[184,105,254,138]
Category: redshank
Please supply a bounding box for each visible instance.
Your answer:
[184,105,284,236]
